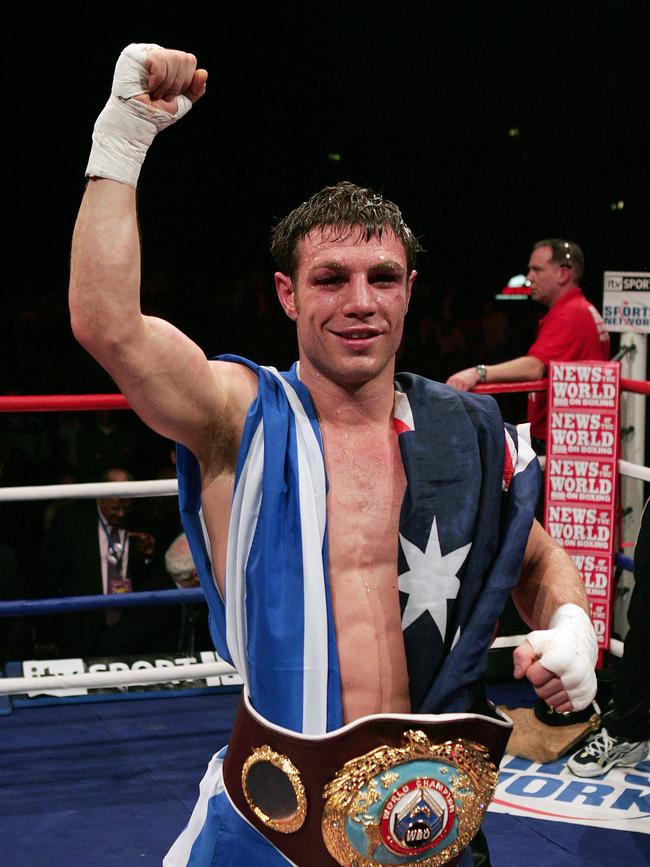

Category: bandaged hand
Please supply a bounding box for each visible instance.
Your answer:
[86,44,207,186]
[513,603,598,712]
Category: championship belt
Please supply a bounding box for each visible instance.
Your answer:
[222,693,512,866]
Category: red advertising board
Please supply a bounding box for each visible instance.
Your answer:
[544,361,620,651]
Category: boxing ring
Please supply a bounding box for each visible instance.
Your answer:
[1,384,649,866]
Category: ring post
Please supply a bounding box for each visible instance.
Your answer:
[602,269,650,638]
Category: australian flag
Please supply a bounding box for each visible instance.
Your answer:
[393,374,540,715]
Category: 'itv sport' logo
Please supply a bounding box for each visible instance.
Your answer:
[604,271,650,292]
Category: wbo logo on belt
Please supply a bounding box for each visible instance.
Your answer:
[322,730,498,866]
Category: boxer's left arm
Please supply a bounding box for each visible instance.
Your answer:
[511,520,597,712]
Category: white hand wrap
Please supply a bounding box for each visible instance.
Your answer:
[86,43,193,187]
[525,603,598,711]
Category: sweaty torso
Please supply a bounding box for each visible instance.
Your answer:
[321,421,410,721]
[197,387,410,725]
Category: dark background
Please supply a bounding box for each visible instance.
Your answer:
[3,1,649,388]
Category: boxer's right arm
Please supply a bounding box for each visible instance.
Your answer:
[69,46,255,464]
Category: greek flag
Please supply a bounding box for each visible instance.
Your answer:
[177,357,342,735]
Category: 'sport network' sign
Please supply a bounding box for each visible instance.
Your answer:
[603,271,650,332]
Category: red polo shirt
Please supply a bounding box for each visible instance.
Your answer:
[527,287,610,439]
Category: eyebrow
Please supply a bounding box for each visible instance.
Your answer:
[369,261,406,274]
[308,262,346,272]
[308,260,406,274]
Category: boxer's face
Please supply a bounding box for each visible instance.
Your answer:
[274,228,415,387]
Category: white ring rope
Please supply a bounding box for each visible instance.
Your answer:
[0,458,648,503]
[491,634,623,658]
[609,638,624,658]
[0,478,178,502]
[0,661,237,695]
[618,459,650,483]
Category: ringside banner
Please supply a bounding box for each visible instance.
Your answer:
[544,361,620,649]
[603,271,650,332]
[490,752,650,835]
[15,651,242,701]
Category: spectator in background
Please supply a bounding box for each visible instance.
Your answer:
[41,467,176,658]
[480,298,510,363]
[165,532,210,656]
[134,447,183,558]
[78,410,135,479]
[0,417,45,598]
[433,316,468,380]
[54,413,84,473]
[447,239,610,452]
[2,404,53,472]
[43,462,80,532]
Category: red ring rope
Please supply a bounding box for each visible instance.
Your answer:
[0,377,648,413]
[0,394,130,412]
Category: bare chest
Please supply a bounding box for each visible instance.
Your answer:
[322,426,410,718]
[323,428,405,572]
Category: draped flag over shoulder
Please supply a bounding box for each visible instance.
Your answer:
[393,373,539,713]
[177,356,342,736]
[176,360,541,735]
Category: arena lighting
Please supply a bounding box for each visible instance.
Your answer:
[495,273,531,301]
[609,200,625,211]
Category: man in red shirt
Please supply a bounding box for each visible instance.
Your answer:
[447,239,610,450]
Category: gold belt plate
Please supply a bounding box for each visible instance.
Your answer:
[322,730,499,866]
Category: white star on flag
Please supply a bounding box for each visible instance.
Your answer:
[399,517,472,640]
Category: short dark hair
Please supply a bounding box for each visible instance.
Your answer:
[534,238,584,282]
[271,181,422,278]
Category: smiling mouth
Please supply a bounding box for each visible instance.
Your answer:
[332,331,382,349]
[333,328,381,339]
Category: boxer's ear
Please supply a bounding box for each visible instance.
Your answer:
[405,269,417,313]
[275,272,298,320]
